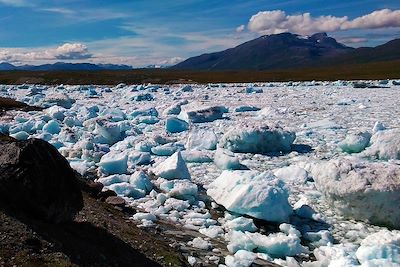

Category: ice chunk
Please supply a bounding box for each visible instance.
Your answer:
[372,121,386,133]
[180,85,193,92]
[165,117,189,133]
[129,171,153,195]
[63,116,82,127]
[234,105,261,112]
[226,227,307,257]
[362,129,400,160]
[224,217,258,232]
[188,237,212,250]
[69,160,94,176]
[129,107,158,118]
[108,182,147,198]
[95,119,123,145]
[214,148,248,170]
[181,150,213,163]
[307,118,340,130]
[245,87,263,94]
[135,140,157,152]
[159,179,198,202]
[339,131,371,154]
[225,250,257,267]
[273,165,310,184]
[356,230,400,265]
[43,120,61,134]
[303,230,333,248]
[97,174,130,186]
[163,101,187,116]
[132,212,157,222]
[10,131,30,140]
[199,225,224,238]
[207,170,292,223]
[178,105,227,123]
[99,108,126,122]
[43,92,75,108]
[311,157,400,228]
[45,105,66,121]
[219,125,295,154]
[186,129,218,150]
[133,93,154,101]
[152,151,191,180]
[310,244,359,267]
[128,151,151,167]
[151,143,182,156]
[187,256,197,266]
[136,116,159,125]
[98,151,128,175]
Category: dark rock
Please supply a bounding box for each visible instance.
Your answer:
[81,180,104,197]
[106,196,126,207]
[0,138,83,223]
[98,189,117,201]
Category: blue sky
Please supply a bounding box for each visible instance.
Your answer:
[0,0,399,66]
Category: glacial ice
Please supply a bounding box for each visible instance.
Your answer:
[356,230,400,265]
[207,170,292,223]
[2,81,400,266]
[98,151,128,175]
[311,157,400,228]
[339,131,371,153]
[214,148,247,170]
[165,117,189,133]
[152,151,191,180]
[178,105,227,123]
[43,120,61,134]
[186,129,218,150]
[218,124,296,154]
[362,129,400,160]
[226,224,307,257]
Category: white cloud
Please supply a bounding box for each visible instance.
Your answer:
[54,43,92,60]
[337,37,368,45]
[247,9,400,35]
[342,9,400,30]
[0,43,92,64]
[0,0,31,7]
[158,57,184,66]
[40,7,76,15]
[236,25,245,33]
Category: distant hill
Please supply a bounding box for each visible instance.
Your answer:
[0,62,133,71]
[172,32,400,71]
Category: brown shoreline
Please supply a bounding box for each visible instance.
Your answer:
[0,60,399,85]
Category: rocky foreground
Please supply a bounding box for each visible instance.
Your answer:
[0,134,190,266]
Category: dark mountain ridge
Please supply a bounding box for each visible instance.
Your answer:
[172,32,400,71]
[0,62,133,71]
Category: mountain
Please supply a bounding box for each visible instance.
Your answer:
[0,62,17,71]
[319,38,400,65]
[0,62,133,71]
[172,32,400,71]
[172,32,353,70]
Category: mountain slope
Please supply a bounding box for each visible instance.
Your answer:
[172,33,400,71]
[172,32,354,71]
[319,38,400,65]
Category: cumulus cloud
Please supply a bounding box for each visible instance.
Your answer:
[247,9,400,35]
[0,43,92,64]
[54,43,92,60]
